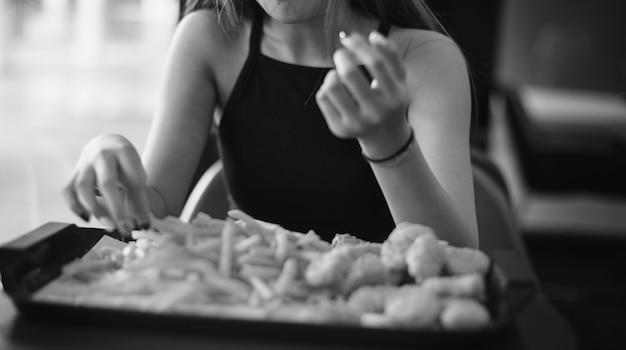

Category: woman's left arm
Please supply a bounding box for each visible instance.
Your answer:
[316,31,478,248]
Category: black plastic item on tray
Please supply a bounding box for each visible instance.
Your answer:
[0,223,536,346]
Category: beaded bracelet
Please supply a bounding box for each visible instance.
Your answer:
[362,128,416,166]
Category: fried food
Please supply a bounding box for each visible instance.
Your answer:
[385,285,443,329]
[331,233,367,247]
[267,303,360,325]
[380,222,434,271]
[444,245,490,276]
[421,273,486,301]
[439,298,491,331]
[339,253,389,295]
[304,244,379,287]
[405,232,446,283]
[346,285,395,313]
[38,210,496,331]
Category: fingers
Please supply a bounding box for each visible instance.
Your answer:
[93,153,127,228]
[316,73,343,135]
[368,31,406,81]
[321,70,360,119]
[317,69,368,137]
[339,32,396,93]
[63,135,151,232]
[332,48,376,107]
[117,150,151,227]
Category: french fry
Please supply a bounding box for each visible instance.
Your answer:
[151,283,198,312]
[247,276,275,301]
[219,220,236,277]
[234,234,263,253]
[237,253,281,267]
[191,215,227,236]
[131,229,163,241]
[248,290,262,307]
[151,216,204,236]
[273,258,298,295]
[202,250,220,263]
[248,246,275,257]
[204,274,252,300]
[240,264,282,280]
[191,237,223,253]
[274,228,290,263]
[228,210,268,234]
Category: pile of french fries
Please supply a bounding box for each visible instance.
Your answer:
[143,209,336,307]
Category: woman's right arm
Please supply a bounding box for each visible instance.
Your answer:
[63,10,222,231]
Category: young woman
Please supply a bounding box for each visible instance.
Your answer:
[63,0,479,248]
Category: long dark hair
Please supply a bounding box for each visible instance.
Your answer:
[183,1,446,46]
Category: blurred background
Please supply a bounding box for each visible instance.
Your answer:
[0,0,177,238]
[0,0,625,348]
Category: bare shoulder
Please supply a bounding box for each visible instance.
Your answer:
[388,28,470,102]
[174,10,249,69]
[388,28,471,125]
[389,28,467,75]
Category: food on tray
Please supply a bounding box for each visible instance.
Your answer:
[444,245,491,276]
[439,298,491,330]
[380,222,434,271]
[35,210,493,331]
[405,232,446,282]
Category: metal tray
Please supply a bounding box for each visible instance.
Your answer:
[0,222,536,346]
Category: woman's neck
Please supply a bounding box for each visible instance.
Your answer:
[260,12,378,67]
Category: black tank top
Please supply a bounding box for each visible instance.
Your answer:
[217,10,394,242]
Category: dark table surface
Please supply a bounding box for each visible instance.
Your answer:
[0,286,577,350]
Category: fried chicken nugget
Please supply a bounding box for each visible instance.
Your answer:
[405,232,446,283]
[385,286,443,329]
[380,223,434,271]
[304,244,378,287]
[347,285,395,313]
[444,246,490,276]
[440,298,491,331]
[339,253,389,295]
[331,233,367,248]
[421,273,486,301]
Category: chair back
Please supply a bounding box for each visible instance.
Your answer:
[180,160,228,222]
[471,150,529,264]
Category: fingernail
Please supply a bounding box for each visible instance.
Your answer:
[79,212,90,222]
[339,31,347,40]
[369,31,385,44]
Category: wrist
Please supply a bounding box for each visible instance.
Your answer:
[358,122,413,160]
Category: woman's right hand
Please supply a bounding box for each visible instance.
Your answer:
[63,134,152,233]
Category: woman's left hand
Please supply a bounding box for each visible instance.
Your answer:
[316,31,411,156]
